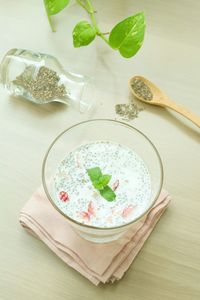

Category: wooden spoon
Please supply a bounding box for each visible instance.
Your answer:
[129,76,200,128]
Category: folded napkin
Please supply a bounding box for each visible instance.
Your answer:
[19,187,171,285]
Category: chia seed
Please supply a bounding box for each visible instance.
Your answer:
[131,78,153,101]
[52,141,152,228]
[115,103,143,121]
[12,66,67,102]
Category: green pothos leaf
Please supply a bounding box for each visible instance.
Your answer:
[109,12,145,58]
[44,0,70,16]
[73,21,96,47]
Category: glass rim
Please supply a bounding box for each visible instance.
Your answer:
[42,119,164,231]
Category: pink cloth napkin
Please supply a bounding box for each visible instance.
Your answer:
[19,187,171,285]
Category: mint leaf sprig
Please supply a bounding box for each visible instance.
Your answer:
[87,167,116,202]
[43,0,146,58]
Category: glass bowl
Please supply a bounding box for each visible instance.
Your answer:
[42,119,163,243]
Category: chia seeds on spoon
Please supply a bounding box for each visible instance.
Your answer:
[131,78,153,101]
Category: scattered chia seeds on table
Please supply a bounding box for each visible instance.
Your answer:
[12,66,67,102]
[131,78,153,101]
[115,103,143,121]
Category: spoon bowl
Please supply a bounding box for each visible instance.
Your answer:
[129,75,200,128]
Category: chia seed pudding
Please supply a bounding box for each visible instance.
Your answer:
[53,141,152,228]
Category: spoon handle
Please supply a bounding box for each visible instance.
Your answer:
[164,99,200,128]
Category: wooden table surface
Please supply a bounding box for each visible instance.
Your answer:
[0,1,200,299]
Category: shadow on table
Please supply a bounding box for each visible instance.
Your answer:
[130,94,200,142]
[8,95,68,117]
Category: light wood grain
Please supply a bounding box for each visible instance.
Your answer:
[0,1,200,299]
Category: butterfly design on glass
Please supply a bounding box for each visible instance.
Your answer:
[121,204,137,218]
[80,201,95,221]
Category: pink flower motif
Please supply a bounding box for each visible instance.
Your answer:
[59,191,69,202]
[122,205,136,218]
[80,201,95,221]
[113,179,119,191]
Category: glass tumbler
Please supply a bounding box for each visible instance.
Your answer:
[42,119,163,243]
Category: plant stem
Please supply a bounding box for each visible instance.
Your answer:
[76,0,90,13]
[77,0,110,46]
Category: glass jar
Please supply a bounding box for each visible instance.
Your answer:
[0,48,94,113]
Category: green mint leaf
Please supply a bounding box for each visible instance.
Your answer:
[99,175,111,187]
[92,175,111,190]
[100,186,116,202]
[87,167,102,182]
[44,0,70,15]
[109,12,145,58]
[87,167,116,201]
[73,21,96,48]
[93,180,104,191]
